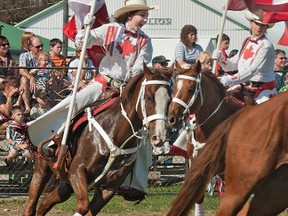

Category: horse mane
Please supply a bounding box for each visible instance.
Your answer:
[201,69,244,113]
[121,73,145,102]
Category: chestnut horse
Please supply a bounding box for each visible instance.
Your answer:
[167,91,288,216]
[167,61,243,215]
[23,66,171,216]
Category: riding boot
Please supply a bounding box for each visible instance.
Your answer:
[53,145,68,170]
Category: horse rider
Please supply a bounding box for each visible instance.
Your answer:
[27,0,156,200]
[213,10,277,104]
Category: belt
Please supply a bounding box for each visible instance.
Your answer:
[103,75,124,88]
[246,81,264,87]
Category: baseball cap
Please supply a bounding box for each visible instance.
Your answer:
[152,55,170,65]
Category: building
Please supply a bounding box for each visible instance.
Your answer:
[14,0,287,64]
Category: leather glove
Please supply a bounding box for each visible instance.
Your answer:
[212,50,225,63]
[219,75,233,87]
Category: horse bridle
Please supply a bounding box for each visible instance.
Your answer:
[172,74,203,116]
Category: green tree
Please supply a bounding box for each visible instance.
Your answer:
[0,0,62,25]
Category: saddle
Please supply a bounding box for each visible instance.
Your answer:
[38,88,120,177]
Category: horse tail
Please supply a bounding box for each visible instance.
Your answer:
[167,113,240,216]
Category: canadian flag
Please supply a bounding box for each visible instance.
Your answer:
[228,0,288,46]
[63,0,109,66]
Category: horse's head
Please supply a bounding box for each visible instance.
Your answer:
[132,63,172,146]
[167,61,202,129]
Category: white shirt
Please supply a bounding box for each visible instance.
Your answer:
[81,23,153,81]
[220,35,275,84]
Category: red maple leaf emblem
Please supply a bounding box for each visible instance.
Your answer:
[243,46,254,60]
[117,38,136,57]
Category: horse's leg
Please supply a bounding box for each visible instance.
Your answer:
[237,165,288,216]
[23,157,52,216]
[216,162,273,216]
[69,164,90,215]
[86,187,116,216]
[37,182,73,216]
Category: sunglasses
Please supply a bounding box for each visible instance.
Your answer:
[34,44,43,49]
[1,43,10,47]
[278,57,287,60]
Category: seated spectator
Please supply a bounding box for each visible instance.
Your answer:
[19,36,47,114]
[152,55,170,69]
[68,47,96,86]
[0,36,19,81]
[30,89,51,120]
[5,106,33,166]
[0,77,22,117]
[30,52,52,100]
[49,38,66,67]
[19,31,35,55]
[49,69,71,107]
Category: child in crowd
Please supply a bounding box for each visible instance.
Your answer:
[215,33,230,76]
[30,89,51,120]
[49,69,71,107]
[68,47,96,86]
[5,106,33,165]
[30,52,52,99]
[49,38,66,67]
[19,31,35,55]
[196,51,213,70]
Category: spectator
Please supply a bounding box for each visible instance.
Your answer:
[0,77,22,118]
[175,24,203,69]
[274,49,287,91]
[19,36,49,114]
[19,31,35,55]
[0,36,19,82]
[5,106,33,166]
[49,38,66,67]
[68,47,96,86]
[215,33,230,76]
[30,89,51,120]
[30,52,52,98]
[213,10,277,104]
[196,51,213,70]
[152,55,170,69]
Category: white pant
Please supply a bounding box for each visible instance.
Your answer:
[27,81,103,147]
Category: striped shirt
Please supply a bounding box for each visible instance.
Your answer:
[174,42,203,64]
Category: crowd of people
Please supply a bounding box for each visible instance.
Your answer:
[0,0,288,205]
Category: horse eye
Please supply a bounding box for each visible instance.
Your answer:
[188,88,195,95]
[146,95,154,102]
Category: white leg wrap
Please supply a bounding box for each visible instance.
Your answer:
[194,203,204,216]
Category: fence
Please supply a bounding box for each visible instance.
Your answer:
[0,135,188,195]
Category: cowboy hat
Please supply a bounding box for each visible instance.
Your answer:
[114,0,155,18]
[245,10,275,28]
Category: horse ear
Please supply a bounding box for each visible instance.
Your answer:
[196,60,202,74]
[174,61,183,73]
[143,61,153,76]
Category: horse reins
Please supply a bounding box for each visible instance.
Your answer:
[87,78,170,189]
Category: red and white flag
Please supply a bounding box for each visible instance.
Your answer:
[228,0,288,46]
[63,0,109,66]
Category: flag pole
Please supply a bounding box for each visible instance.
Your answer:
[61,0,97,146]
[212,0,231,74]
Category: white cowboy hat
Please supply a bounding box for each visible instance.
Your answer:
[245,10,275,28]
[114,0,155,18]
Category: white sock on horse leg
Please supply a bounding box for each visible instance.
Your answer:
[73,213,83,216]
[194,203,204,216]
